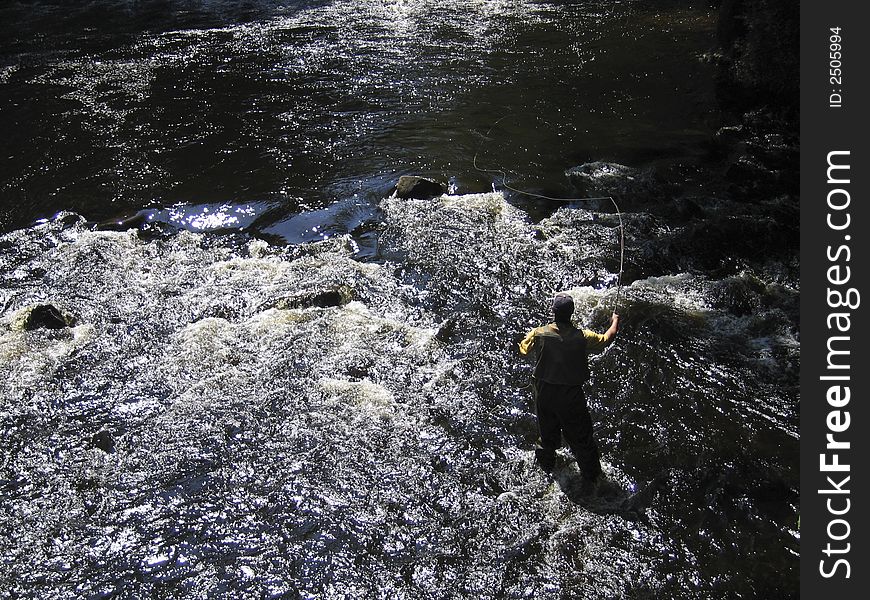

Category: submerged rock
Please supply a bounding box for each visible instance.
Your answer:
[567,162,637,186]
[273,285,355,310]
[95,211,149,232]
[672,197,706,221]
[709,276,763,316]
[14,304,74,330]
[91,430,115,453]
[393,176,446,200]
[565,162,671,201]
[434,317,457,343]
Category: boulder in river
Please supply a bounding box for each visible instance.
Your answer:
[273,285,355,310]
[14,304,74,330]
[91,430,115,454]
[393,176,447,200]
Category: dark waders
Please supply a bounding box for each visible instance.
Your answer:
[533,379,603,479]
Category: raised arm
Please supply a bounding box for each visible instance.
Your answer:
[584,313,620,353]
[601,313,620,345]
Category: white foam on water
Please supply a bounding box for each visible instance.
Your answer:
[320,377,395,410]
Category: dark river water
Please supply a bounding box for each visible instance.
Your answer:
[1,1,798,598]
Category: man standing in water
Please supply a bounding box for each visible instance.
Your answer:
[519,292,619,486]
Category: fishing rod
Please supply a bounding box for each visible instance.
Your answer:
[473,119,625,314]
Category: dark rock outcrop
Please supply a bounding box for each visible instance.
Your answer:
[273,285,355,310]
[18,304,73,330]
[393,176,447,200]
[91,430,115,453]
[434,318,457,343]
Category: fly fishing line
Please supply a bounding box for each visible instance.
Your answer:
[473,119,626,313]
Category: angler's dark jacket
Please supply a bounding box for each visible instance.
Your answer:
[519,322,609,385]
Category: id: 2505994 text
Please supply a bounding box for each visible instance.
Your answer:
[829,27,844,108]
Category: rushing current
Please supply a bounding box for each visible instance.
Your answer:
[1,1,798,598]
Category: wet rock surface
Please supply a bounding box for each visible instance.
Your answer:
[393,176,448,200]
[90,430,115,454]
[15,304,72,330]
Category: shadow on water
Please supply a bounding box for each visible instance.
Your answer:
[551,461,668,522]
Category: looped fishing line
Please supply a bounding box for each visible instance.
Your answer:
[473,117,625,313]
